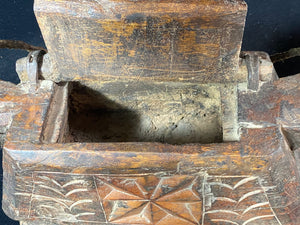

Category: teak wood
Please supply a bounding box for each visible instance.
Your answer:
[1,0,300,224]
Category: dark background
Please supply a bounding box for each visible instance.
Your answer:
[0,0,300,224]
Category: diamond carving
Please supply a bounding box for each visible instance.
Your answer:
[95,175,203,224]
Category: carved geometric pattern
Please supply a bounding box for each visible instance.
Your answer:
[20,172,282,224]
[95,175,203,224]
[202,176,282,225]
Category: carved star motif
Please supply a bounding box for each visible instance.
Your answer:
[95,175,202,225]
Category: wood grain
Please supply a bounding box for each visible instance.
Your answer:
[2,64,300,225]
[34,0,247,84]
[1,0,300,224]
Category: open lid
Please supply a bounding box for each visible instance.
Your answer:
[34,0,247,84]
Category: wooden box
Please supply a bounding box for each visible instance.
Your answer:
[1,0,300,224]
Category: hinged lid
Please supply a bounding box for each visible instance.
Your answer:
[34,0,247,84]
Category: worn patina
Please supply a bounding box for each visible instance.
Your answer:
[0,0,300,224]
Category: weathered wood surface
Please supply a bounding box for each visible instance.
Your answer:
[0,80,54,146]
[3,129,300,225]
[1,73,300,224]
[1,0,299,224]
[34,0,247,84]
[66,81,224,144]
[0,81,20,148]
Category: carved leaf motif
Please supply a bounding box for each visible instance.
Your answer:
[29,173,106,223]
[203,176,281,225]
[18,172,283,224]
